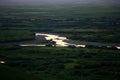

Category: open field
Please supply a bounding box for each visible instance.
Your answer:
[0,45,120,80]
[0,4,120,80]
[0,64,38,80]
[0,4,120,43]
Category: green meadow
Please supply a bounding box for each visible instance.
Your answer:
[0,4,120,80]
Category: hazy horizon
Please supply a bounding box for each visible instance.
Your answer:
[0,0,120,5]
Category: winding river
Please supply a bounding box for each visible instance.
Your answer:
[20,33,85,47]
[20,32,120,49]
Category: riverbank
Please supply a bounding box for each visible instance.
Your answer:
[20,33,120,50]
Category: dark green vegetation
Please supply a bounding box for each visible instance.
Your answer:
[0,45,120,80]
[0,4,120,43]
[0,4,120,80]
[0,30,34,43]
[0,64,38,80]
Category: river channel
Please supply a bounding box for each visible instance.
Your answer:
[20,33,120,49]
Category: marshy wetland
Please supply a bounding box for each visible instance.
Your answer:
[0,3,120,80]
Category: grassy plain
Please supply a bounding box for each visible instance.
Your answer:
[0,4,120,80]
[0,4,120,43]
[0,45,120,80]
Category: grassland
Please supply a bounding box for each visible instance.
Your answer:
[0,45,120,80]
[0,64,38,80]
[0,4,120,43]
[0,4,120,80]
[0,30,34,43]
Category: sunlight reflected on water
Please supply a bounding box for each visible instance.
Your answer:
[36,33,69,46]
